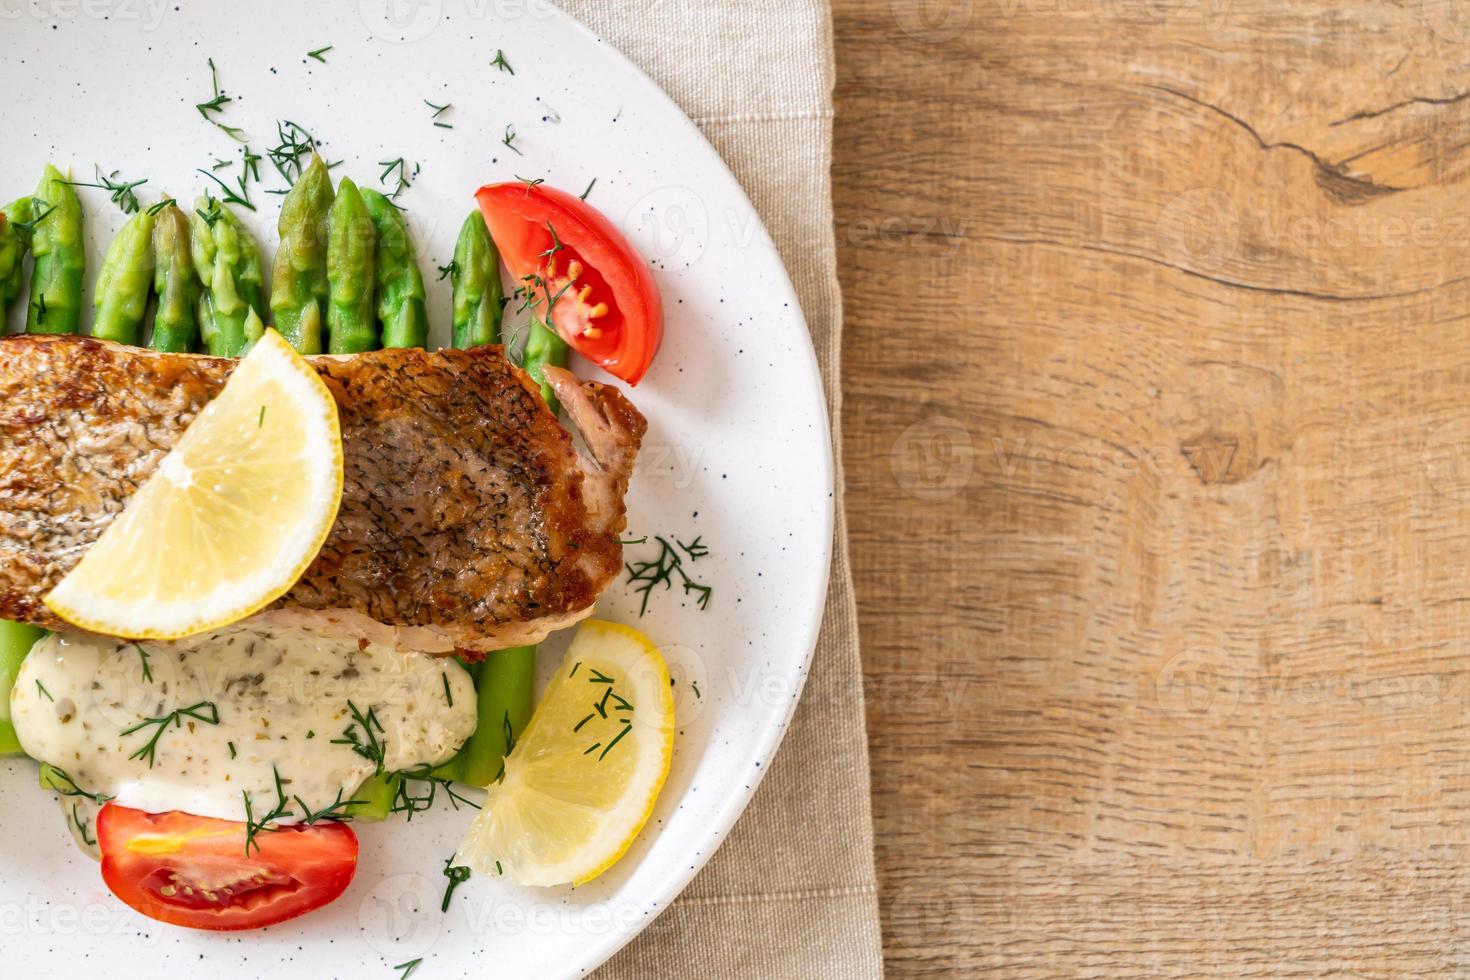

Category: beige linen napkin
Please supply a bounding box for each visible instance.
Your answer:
[551,2,883,977]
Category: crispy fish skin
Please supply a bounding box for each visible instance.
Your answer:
[0,335,645,651]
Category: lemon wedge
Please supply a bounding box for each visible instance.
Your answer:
[457,620,676,886]
[45,329,343,639]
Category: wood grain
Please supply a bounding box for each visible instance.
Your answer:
[834,0,1470,974]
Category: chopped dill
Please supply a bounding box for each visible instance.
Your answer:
[623,535,714,615]
[441,855,471,911]
[64,166,148,215]
[121,701,220,768]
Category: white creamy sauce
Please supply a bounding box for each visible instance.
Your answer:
[11,625,476,828]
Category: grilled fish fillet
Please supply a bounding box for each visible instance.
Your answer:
[0,335,646,652]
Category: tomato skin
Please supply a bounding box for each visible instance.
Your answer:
[97,803,358,931]
[476,182,663,385]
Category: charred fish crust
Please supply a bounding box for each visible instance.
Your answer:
[0,335,645,652]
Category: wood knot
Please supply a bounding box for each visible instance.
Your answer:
[1179,431,1243,485]
[1167,361,1286,486]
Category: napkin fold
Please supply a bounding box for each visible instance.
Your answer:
[552,2,884,977]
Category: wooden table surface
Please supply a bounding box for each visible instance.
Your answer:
[835,0,1470,974]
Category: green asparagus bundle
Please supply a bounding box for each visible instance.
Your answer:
[450,210,502,349]
[91,208,157,345]
[326,176,378,354]
[26,164,85,335]
[150,202,202,353]
[361,188,428,349]
[271,154,334,354]
[190,198,265,357]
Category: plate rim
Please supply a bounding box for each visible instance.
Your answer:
[546,10,837,975]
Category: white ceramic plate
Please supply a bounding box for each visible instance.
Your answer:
[0,2,832,976]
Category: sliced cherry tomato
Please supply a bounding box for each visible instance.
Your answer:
[96,803,358,931]
[476,182,663,385]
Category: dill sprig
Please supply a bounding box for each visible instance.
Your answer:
[580,177,597,201]
[394,960,423,980]
[441,856,471,911]
[624,535,714,615]
[241,144,262,183]
[425,99,453,128]
[144,197,176,217]
[330,700,387,772]
[196,57,246,141]
[267,119,318,186]
[293,786,363,825]
[502,124,523,156]
[135,644,154,682]
[389,766,481,821]
[194,195,223,228]
[12,201,55,239]
[378,157,416,199]
[39,764,113,805]
[436,260,458,281]
[491,49,514,74]
[307,45,333,63]
[121,700,220,768]
[63,166,148,215]
[196,165,255,211]
[576,669,636,761]
[71,802,96,847]
[242,765,294,856]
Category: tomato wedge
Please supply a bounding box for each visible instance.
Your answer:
[97,803,358,931]
[476,182,663,385]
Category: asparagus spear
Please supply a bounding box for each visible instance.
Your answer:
[0,621,44,756]
[150,202,202,353]
[190,198,265,357]
[452,651,536,786]
[345,771,399,823]
[0,215,12,312]
[91,208,157,345]
[441,219,537,786]
[522,319,569,415]
[457,302,569,778]
[26,164,85,334]
[242,306,266,350]
[326,176,378,354]
[271,155,334,353]
[361,188,428,349]
[0,198,33,312]
[451,210,502,349]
